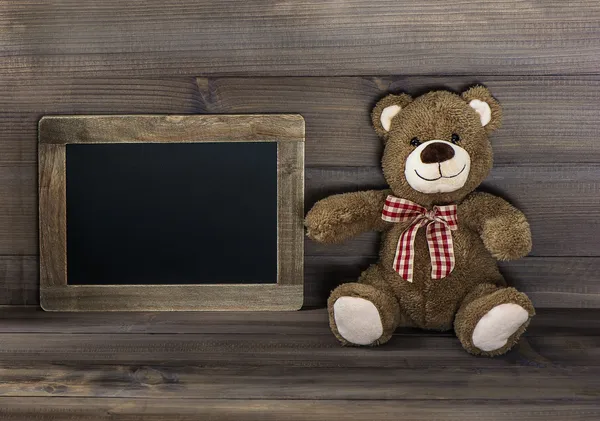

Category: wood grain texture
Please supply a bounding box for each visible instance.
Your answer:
[41,284,303,312]
[3,76,600,165]
[277,140,305,287]
[500,258,600,308]
[0,256,38,306]
[37,144,66,288]
[0,163,35,255]
[39,114,305,144]
[0,333,598,398]
[1,398,598,421]
[1,307,597,336]
[0,333,535,367]
[198,76,600,166]
[1,362,598,400]
[1,1,600,77]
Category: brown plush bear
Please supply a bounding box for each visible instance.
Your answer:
[305,86,535,356]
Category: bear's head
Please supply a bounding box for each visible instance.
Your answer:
[372,86,502,206]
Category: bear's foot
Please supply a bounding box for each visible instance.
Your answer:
[454,286,535,356]
[472,303,529,352]
[328,282,402,347]
[333,296,383,345]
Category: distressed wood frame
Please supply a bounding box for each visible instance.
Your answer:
[38,115,305,311]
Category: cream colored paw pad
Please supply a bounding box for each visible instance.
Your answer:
[333,296,383,345]
[472,303,529,352]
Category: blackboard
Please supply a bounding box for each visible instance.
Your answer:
[38,114,304,311]
[66,142,278,285]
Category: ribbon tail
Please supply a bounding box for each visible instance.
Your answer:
[426,222,455,280]
[393,219,427,283]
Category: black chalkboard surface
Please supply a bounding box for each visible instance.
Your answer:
[66,142,278,285]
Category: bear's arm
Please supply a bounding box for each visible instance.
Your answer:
[305,189,392,244]
[459,192,532,260]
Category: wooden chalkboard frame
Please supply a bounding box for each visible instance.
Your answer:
[38,115,305,311]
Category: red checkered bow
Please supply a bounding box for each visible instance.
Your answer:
[381,195,458,283]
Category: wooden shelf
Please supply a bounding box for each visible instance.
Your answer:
[0,308,598,420]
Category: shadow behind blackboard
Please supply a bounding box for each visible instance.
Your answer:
[66,142,278,285]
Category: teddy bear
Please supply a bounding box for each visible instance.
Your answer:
[305,86,535,356]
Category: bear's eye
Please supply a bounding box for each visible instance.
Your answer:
[451,133,460,144]
[410,137,421,147]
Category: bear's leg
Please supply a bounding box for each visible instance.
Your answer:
[328,265,409,346]
[454,283,535,356]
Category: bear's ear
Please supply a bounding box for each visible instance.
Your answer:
[461,85,502,133]
[371,93,413,139]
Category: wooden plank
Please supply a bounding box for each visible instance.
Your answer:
[0,307,332,335]
[199,77,600,166]
[41,284,304,312]
[1,364,598,401]
[0,398,598,421]
[2,76,600,166]
[39,114,305,144]
[0,331,598,367]
[500,258,600,309]
[1,1,600,77]
[38,144,66,288]
[277,140,305,287]
[1,307,594,336]
[2,255,600,308]
[3,164,600,256]
[0,335,598,399]
[0,162,35,256]
[0,78,201,115]
[0,256,37,306]
[527,308,600,335]
[305,256,600,308]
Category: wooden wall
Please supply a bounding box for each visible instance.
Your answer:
[1,1,600,308]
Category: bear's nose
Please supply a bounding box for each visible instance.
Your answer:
[420,142,455,164]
